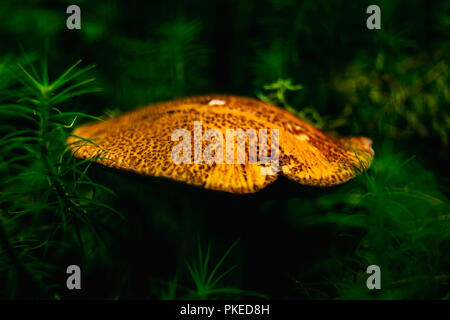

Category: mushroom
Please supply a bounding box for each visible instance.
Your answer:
[67,95,374,194]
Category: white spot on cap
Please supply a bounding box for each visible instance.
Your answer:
[208,99,225,106]
[296,134,309,141]
[282,165,291,174]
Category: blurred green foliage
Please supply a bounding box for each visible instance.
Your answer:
[286,142,449,299]
[0,0,448,299]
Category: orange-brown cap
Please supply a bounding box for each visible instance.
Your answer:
[67,95,374,193]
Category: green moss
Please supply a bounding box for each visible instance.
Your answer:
[0,0,448,300]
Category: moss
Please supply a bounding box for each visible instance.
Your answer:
[0,0,448,299]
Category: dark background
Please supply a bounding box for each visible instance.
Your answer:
[0,0,448,299]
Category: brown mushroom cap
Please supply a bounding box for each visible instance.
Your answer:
[67,95,374,194]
